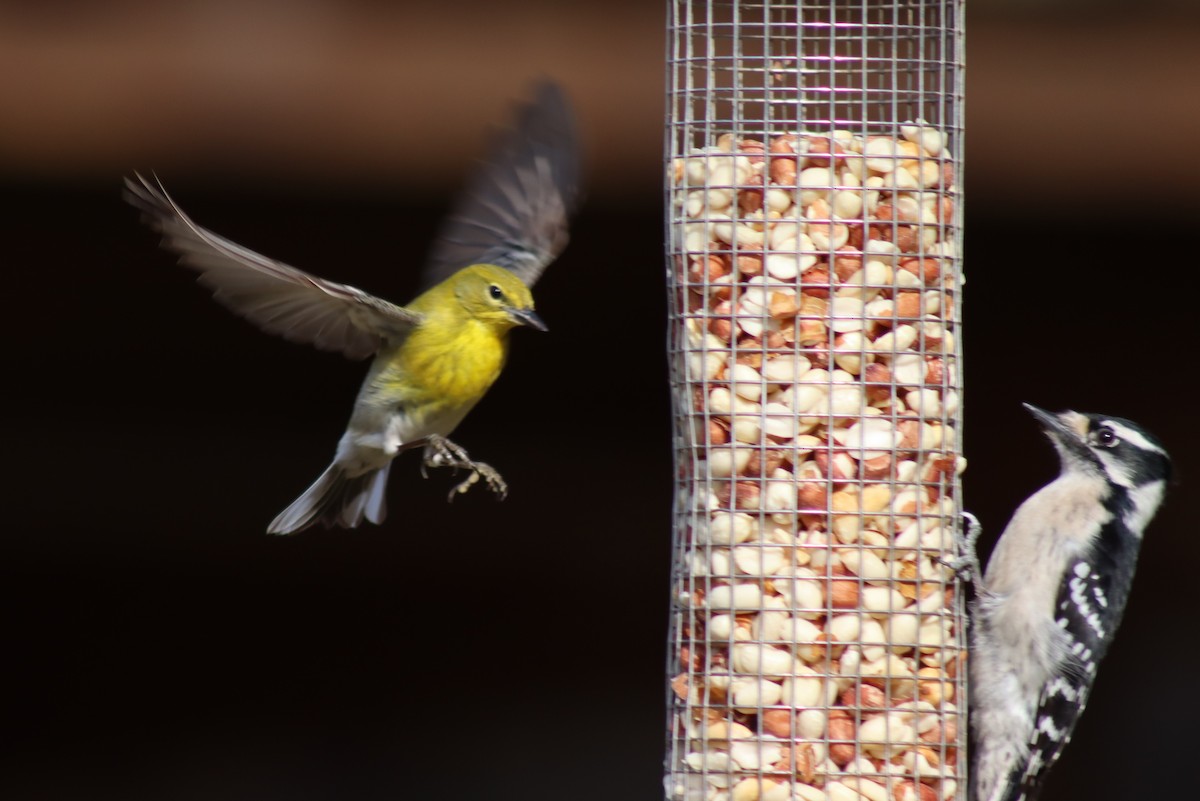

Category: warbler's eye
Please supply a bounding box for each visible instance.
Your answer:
[1093,426,1119,448]
[488,284,504,301]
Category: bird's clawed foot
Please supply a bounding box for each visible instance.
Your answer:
[939,511,984,586]
[422,435,509,501]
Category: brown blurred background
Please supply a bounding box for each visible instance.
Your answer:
[3,2,1198,799]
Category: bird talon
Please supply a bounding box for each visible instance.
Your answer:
[940,511,984,585]
[446,471,479,502]
[477,464,508,500]
[424,436,507,501]
[425,435,471,469]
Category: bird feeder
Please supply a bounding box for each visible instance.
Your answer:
[664,2,966,800]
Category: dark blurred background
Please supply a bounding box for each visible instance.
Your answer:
[3,1,1198,799]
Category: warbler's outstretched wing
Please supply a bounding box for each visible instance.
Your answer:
[422,80,581,290]
[125,173,422,361]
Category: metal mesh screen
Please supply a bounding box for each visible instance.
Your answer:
[664,3,966,801]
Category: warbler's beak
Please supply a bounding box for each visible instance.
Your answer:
[509,307,548,331]
[1024,402,1090,458]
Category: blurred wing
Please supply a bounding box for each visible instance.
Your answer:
[125,173,422,361]
[422,80,582,290]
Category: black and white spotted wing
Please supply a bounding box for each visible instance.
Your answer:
[1017,551,1137,801]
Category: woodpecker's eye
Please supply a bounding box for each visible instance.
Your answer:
[1093,425,1120,448]
[488,284,504,301]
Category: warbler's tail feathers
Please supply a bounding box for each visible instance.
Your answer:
[267,462,391,535]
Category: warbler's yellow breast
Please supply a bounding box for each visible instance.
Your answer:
[381,315,509,410]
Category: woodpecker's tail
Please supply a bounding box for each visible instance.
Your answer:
[267,462,392,535]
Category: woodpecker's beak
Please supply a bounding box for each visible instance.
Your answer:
[1023,403,1061,432]
[1024,403,1090,457]
[508,307,548,332]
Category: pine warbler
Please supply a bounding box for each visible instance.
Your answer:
[125,82,579,534]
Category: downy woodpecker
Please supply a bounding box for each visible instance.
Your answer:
[969,404,1171,801]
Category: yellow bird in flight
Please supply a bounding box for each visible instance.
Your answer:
[126,82,580,534]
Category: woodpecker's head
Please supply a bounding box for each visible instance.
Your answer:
[1025,403,1172,534]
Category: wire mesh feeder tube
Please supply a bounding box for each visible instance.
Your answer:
[665,3,966,801]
